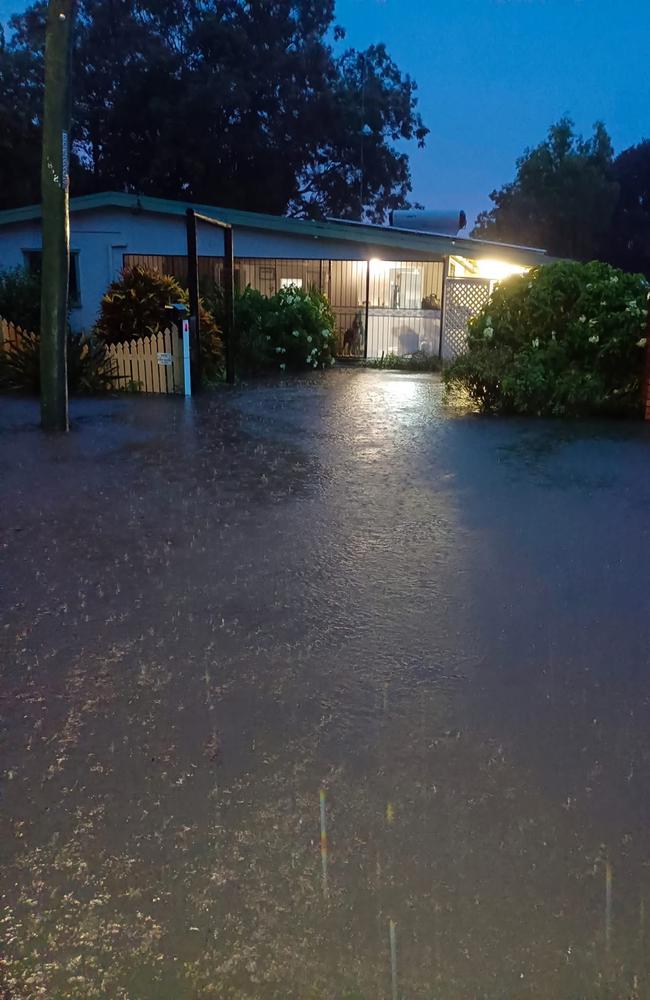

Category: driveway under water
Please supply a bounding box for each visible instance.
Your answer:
[2,369,650,999]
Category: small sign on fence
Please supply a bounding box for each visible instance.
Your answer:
[157,352,173,366]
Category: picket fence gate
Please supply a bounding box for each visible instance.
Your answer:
[106,327,184,394]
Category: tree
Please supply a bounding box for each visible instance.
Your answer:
[288,45,427,222]
[473,118,619,260]
[605,140,650,278]
[0,23,43,209]
[3,0,427,221]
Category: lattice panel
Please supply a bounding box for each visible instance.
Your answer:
[441,278,491,358]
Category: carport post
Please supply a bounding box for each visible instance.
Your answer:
[363,260,370,359]
[185,208,202,391]
[223,226,235,384]
[438,256,449,360]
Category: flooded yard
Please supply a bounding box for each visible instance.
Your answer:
[2,369,650,999]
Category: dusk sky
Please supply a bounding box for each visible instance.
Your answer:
[2,0,649,228]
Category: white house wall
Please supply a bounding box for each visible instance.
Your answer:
[0,206,445,332]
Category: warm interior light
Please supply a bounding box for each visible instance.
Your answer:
[474,259,528,281]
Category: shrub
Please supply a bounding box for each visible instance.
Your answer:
[262,285,337,372]
[95,265,224,380]
[444,260,649,416]
[0,329,117,394]
[207,283,337,374]
[0,267,41,333]
[207,285,271,374]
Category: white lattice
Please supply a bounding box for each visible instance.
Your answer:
[441,278,491,358]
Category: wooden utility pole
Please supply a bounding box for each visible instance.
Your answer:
[40,0,75,431]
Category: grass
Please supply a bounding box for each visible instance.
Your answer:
[364,349,442,373]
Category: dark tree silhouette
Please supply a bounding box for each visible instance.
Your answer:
[1,0,427,221]
[606,140,650,278]
[473,118,619,261]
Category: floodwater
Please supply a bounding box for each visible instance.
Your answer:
[2,369,650,1000]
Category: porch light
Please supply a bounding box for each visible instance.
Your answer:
[474,259,528,281]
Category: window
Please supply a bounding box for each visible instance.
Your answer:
[23,250,81,308]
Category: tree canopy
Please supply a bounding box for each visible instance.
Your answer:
[472,118,620,261]
[0,0,427,220]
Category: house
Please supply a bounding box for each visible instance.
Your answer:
[0,192,550,358]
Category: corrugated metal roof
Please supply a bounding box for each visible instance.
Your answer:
[0,191,550,266]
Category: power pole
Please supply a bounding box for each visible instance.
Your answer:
[40,0,75,431]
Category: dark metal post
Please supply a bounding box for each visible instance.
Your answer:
[223,226,235,384]
[185,207,201,391]
[643,298,650,419]
[40,0,75,431]
[363,260,370,359]
[438,256,448,361]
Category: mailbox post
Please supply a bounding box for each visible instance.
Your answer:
[164,303,191,397]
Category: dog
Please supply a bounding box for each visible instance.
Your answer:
[342,317,363,355]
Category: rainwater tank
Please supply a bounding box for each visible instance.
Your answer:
[390,209,467,235]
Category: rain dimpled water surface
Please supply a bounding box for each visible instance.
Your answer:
[2,369,650,999]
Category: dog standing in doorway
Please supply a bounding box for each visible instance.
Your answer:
[342,315,363,356]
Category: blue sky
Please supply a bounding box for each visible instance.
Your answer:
[3,0,649,227]
[336,0,650,226]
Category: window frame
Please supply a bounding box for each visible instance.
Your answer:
[22,248,82,309]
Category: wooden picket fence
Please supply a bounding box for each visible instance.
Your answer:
[0,316,28,352]
[0,315,184,395]
[106,326,184,394]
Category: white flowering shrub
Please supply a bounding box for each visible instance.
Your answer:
[444,260,649,416]
[261,285,337,372]
[207,284,337,374]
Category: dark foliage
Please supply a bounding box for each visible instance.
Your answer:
[473,119,619,261]
[0,328,118,393]
[606,140,650,279]
[95,265,223,380]
[3,1,427,221]
[0,267,42,332]
[444,261,649,417]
